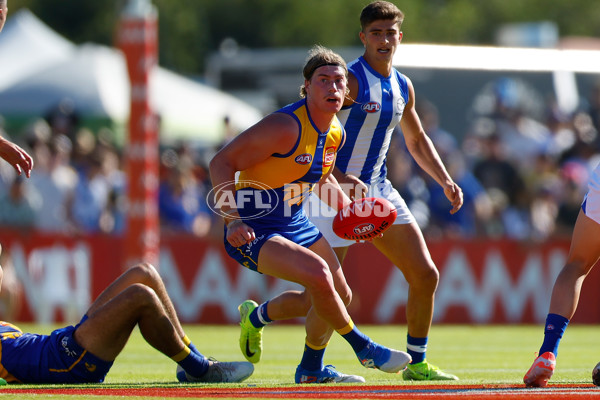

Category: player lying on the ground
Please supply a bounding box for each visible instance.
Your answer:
[0,251,253,384]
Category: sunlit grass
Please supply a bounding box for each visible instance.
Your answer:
[2,323,598,398]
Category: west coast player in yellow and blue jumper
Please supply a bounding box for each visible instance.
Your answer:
[0,256,253,384]
[209,45,412,384]
[224,96,344,270]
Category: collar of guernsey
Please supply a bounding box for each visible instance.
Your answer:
[236,98,345,215]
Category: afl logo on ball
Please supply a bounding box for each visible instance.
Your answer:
[353,223,375,235]
[362,102,381,113]
[295,153,312,165]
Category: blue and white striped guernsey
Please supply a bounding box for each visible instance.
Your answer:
[336,56,409,185]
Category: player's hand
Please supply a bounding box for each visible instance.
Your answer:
[360,232,384,243]
[0,138,34,178]
[337,174,368,200]
[225,219,256,247]
[444,182,463,214]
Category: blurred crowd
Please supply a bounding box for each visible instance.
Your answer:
[0,99,220,239]
[0,77,599,243]
[391,77,600,242]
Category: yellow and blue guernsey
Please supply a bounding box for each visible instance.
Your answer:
[225,98,345,271]
[0,319,112,383]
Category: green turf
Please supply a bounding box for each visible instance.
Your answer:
[1,323,599,398]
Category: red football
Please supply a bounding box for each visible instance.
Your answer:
[332,197,397,241]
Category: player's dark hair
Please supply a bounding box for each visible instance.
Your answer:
[300,45,348,98]
[360,1,404,31]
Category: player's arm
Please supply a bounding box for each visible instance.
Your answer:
[0,136,33,178]
[209,113,299,245]
[315,170,352,212]
[400,77,463,214]
[331,167,368,201]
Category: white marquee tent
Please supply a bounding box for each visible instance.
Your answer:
[0,10,263,146]
[0,9,76,91]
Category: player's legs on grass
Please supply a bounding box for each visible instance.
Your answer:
[238,238,356,374]
[257,236,411,378]
[85,263,204,356]
[253,240,365,383]
[370,222,457,380]
[524,209,600,387]
[311,180,457,380]
[76,263,253,383]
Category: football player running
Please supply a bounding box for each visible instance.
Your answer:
[209,45,411,384]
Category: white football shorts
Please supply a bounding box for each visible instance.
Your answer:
[583,163,600,225]
[305,178,416,248]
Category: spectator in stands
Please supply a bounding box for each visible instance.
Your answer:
[417,99,458,158]
[0,176,39,229]
[67,153,110,233]
[426,151,492,238]
[472,132,525,209]
[27,125,78,233]
[588,80,600,134]
[159,149,212,236]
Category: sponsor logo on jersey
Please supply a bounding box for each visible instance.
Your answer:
[323,147,336,167]
[362,102,381,113]
[295,153,313,165]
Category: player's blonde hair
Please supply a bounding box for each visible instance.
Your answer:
[300,45,348,98]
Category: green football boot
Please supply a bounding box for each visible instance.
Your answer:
[402,360,459,381]
[238,300,263,363]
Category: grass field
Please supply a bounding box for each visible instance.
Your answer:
[1,323,599,399]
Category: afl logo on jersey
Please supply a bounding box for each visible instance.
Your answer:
[362,102,381,113]
[295,153,313,165]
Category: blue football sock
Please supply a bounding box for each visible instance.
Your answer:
[183,335,203,357]
[249,301,272,328]
[173,347,209,377]
[539,313,569,356]
[336,320,370,353]
[299,341,327,371]
[407,334,427,364]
